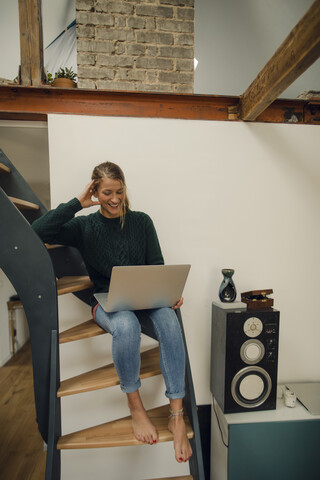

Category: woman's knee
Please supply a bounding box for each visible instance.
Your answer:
[150,307,182,337]
[113,311,141,340]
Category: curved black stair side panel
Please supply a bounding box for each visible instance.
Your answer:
[0,188,59,443]
[46,330,61,480]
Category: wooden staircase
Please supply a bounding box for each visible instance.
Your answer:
[56,317,195,480]
[54,307,198,480]
[0,150,204,480]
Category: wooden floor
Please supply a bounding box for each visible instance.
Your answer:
[0,341,46,480]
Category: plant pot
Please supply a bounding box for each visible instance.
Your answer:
[52,78,77,88]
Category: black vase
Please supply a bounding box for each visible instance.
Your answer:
[219,269,237,302]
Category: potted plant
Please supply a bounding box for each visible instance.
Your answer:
[47,67,77,88]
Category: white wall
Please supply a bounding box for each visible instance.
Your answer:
[48,113,320,479]
[195,0,320,97]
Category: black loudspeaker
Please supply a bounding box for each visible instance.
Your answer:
[210,302,279,413]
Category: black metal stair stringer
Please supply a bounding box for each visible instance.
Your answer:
[0,188,59,444]
[46,330,61,480]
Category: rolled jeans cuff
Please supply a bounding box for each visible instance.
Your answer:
[120,378,141,394]
[165,390,185,400]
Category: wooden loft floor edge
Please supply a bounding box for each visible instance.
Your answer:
[0,85,318,124]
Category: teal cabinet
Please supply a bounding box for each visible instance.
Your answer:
[211,392,320,480]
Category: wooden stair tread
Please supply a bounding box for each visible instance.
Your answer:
[59,319,105,344]
[58,347,161,397]
[56,276,93,295]
[57,405,194,449]
[0,162,11,174]
[8,195,40,211]
[7,278,93,312]
[45,243,65,249]
[145,476,193,480]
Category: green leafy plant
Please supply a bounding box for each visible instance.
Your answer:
[47,67,77,84]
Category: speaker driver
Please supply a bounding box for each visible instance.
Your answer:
[240,339,265,364]
[231,366,272,408]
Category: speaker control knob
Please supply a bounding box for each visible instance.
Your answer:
[243,317,263,337]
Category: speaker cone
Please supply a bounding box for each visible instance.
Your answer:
[240,339,265,364]
[231,366,272,408]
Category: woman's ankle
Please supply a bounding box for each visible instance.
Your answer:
[127,390,143,408]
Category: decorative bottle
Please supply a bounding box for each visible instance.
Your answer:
[219,269,237,302]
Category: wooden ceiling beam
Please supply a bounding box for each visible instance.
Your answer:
[239,0,320,121]
[18,0,45,86]
[0,86,238,122]
[0,85,319,125]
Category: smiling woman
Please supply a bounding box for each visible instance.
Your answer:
[94,178,124,218]
[88,161,130,226]
[32,159,191,463]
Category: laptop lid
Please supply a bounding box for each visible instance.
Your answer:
[94,264,191,313]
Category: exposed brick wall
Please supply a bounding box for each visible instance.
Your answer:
[76,0,194,93]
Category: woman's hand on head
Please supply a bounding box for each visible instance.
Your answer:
[172,297,183,310]
[78,180,101,208]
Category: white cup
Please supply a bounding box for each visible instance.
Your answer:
[284,390,296,407]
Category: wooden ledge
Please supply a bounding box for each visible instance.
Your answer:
[0,85,318,124]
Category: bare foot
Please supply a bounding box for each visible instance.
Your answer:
[168,414,193,463]
[130,406,158,445]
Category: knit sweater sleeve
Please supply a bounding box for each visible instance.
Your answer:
[144,214,164,265]
[32,198,84,247]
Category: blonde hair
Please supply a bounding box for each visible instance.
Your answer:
[91,161,130,228]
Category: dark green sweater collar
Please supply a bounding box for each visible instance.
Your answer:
[95,210,123,225]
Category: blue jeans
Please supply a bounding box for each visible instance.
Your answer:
[94,306,186,399]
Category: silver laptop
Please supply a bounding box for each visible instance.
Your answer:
[94,264,191,313]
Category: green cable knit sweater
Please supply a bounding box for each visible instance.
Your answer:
[32,198,164,306]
